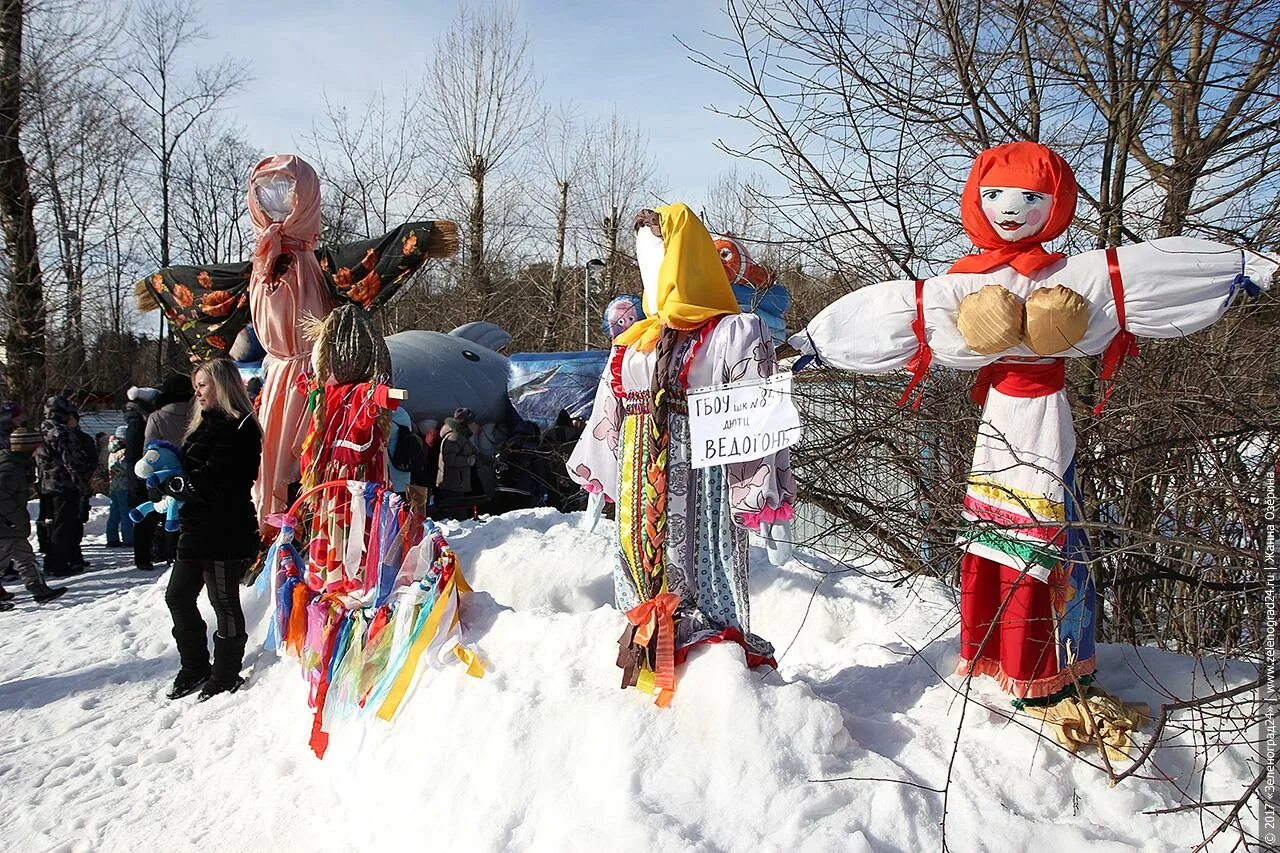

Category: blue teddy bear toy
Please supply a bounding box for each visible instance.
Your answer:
[129,440,185,532]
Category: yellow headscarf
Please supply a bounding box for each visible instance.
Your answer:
[614,203,741,353]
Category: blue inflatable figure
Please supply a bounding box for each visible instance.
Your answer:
[129,440,185,532]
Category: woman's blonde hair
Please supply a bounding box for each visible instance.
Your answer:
[185,358,260,438]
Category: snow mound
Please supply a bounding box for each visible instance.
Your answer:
[0,504,1257,851]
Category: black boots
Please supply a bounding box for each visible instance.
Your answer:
[193,634,246,702]
[167,668,211,700]
[0,585,13,602]
[168,633,245,701]
[27,581,68,603]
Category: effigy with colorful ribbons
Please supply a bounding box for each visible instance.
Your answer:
[258,479,484,758]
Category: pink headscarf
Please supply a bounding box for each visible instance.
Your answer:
[248,154,323,286]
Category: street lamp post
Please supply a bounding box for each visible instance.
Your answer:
[583,258,605,350]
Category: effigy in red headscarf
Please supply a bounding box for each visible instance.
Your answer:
[949,142,1078,277]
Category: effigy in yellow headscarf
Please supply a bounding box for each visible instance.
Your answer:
[614,203,741,353]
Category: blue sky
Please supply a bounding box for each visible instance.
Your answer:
[191,0,756,202]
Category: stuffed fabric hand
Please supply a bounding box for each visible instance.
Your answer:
[579,490,605,533]
[763,521,794,566]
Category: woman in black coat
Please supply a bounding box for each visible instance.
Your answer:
[161,359,262,701]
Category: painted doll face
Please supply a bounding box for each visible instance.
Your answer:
[604,299,642,339]
[979,186,1052,242]
[636,227,665,315]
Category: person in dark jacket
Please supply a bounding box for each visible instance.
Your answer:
[0,429,67,607]
[0,400,20,579]
[36,397,96,577]
[160,359,262,701]
[106,426,132,547]
[436,408,478,513]
[122,387,157,544]
[70,422,97,570]
[135,375,192,571]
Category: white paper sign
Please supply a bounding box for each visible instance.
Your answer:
[687,372,802,469]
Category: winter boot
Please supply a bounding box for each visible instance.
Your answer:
[0,584,13,602]
[197,674,245,702]
[171,625,210,678]
[199,633,247,701]
[167,668,211,700]
[26,581,68,603]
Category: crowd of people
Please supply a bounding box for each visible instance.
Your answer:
[397,406,587,519]
[0,373,588,615]
[0,373,195,608]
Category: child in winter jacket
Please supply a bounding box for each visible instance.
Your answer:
[106,426,132,547]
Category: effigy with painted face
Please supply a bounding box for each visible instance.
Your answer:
[568,203,797,706]
[791,142,1276,755]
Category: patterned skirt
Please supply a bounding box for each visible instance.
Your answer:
[615,408,775,667]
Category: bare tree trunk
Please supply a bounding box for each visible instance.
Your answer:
[160,106,170,267]
[541,178,570,348]
[468,157,488,315]
[58,224,83,378]
[1157,162,1202,237]
[604,204,618,293]
[0,0,46,419]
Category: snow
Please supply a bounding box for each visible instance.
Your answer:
[0,500,1260,852]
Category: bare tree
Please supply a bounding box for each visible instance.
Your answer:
[106,0,245,372]
[169,126,258,266]
[0,0,47,417]
[1030,0,1280,239]
[25,14,134,382]
[424,1,539,316]
[98,165,144,339]
[309,89,445,243]
[582,109,657,293]
[537,101,590,348]
[110,0,247,269]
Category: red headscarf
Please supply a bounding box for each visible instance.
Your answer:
[948,142,1078,277]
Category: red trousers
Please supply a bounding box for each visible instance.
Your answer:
[958,552,1060,697]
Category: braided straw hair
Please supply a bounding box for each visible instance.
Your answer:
[639,326,679,599]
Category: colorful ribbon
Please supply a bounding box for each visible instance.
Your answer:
[969,359,1066,407]
[625,592,680,703]
[1223,266,1260,308]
